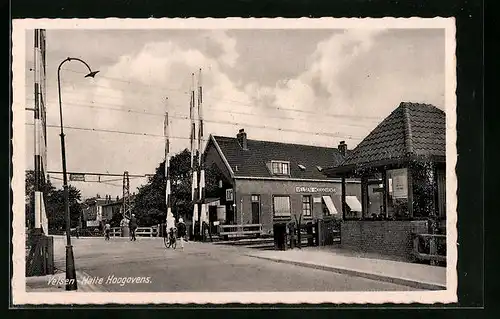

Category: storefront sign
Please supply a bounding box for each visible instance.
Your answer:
[225,189,234,201]
[295,186,336,193]
[391,168,408,199]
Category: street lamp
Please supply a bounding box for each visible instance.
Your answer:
[57,57,99,291]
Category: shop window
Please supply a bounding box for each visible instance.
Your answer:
[302,195,312,217]
[412,162,437,219]
[364,183,385,220]
[386,168,410,219]
[273,196,291,218]
[344,181,362,219]
[345,195,362,219]
[322,195,338,216]
[271,161,290,175]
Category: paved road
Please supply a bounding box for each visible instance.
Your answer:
[52,236,417,292]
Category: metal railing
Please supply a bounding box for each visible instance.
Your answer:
[109,226,159,237]
[219,224,263,238]
[412,233,446,264]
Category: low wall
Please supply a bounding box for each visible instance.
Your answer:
[340,220,428,261]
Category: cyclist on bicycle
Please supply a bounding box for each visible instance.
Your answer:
[168,225,177,248]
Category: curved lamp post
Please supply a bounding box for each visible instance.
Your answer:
[57,57,99,291]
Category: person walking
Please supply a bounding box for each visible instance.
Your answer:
[177,218,186,250]
[104,222,111,241]
[129,214,138,241]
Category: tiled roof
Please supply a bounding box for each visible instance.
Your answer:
[332,102,445,171]
[211,135,345,179]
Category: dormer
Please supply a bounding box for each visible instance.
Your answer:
[270,160,290,176]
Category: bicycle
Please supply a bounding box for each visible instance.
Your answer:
[164,227,177,249]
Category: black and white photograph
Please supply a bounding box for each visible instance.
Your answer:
[12,18,457,304]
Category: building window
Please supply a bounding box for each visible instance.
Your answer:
[386,168,410,219]
[365,183,385,219]
[271,161,290,175]
[412,162,437,219]
[302,196,312,217]
[251,195,260,202]
[273,196,291,218]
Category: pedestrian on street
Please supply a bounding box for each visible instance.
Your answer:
[104,222,111,241]
[129,214,138,241]
[177,218,186,250]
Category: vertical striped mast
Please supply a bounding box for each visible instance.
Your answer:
[190,73,198,236]
[33,29,48,233]
[197,68,206,235]
[164,98,174,230]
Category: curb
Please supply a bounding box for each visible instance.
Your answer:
[246,254,446,291]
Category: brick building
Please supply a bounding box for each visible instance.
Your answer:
[202,129,362,234]
[325,102,446,260]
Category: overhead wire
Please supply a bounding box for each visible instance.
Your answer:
[25,95,377,129]
[25,120,364,140]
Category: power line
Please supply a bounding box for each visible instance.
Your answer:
[25,122,188,140]
[61,68,190,94]
[25,96,375,129]
[24,71,382,122]
[25,121,364,140]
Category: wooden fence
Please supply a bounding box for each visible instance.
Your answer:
[26,229,54,276]
[412,233,446,265]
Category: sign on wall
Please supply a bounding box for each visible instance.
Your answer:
[225,189,234,201]
[391,168,408,199]
[295,186,336,193]
[86,220,99,227]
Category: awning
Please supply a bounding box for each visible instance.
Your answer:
[346,195,362,212]
[322,196,338,215]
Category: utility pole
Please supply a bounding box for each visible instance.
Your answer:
[197,68,206,237]
[189,73,198,238]
[122,171,131,219]
[164,98,174,231]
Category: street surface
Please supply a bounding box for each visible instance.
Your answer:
[52,236,417,292]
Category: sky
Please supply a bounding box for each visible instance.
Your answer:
[23,27,446,200]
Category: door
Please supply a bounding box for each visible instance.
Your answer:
[208,206,217,233]
[251,195,260,224]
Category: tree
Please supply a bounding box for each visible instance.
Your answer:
[45,185,83,230]
[131,149,221,226]
[25,171,83,231]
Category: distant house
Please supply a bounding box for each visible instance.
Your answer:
[82,196,111,229]
[202,128,361,234]
[82,195,132,228]
[324,102,446,260]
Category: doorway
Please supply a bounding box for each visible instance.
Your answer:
[251,195,260,224]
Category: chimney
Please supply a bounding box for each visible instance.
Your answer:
[338,141,347,157]
[237,128,248,150]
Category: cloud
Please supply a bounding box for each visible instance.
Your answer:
[25,28,445,199]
